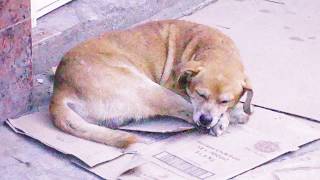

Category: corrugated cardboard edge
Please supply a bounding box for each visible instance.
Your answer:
[6,120,25,134]
[72,153,147,179]
[119,117,195,133]
[119,124,194,133]
[5,118,125,167]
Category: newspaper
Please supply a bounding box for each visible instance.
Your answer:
[6,106,320,179]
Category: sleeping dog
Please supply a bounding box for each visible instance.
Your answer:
[49,20,253,148]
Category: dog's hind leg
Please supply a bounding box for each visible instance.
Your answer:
[87,73,195,125]
[132,80,194,124]
[151,90,194,124]
[49,88,137,148]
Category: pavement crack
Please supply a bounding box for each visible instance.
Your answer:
[11,156,31,167]
[262,0,285,5]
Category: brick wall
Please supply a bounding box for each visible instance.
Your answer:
[0,0,32,122]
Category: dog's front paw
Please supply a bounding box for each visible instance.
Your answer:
[209,115,229,136]
[229,104,253,124]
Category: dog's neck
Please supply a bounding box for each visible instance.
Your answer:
[159,23,213,99]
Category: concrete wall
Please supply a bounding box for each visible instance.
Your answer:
[0,0,32,122]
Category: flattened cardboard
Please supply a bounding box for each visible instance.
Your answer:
[183,0,320,121]
[73,154,146,180]
[120,162,185,180]
[6,111,124,167]
[6,107,320,179]
[120,107,320,180]
[235,149,320,180]
[119,117,194,133]
[134,130,297,180]
[5,110,186,179]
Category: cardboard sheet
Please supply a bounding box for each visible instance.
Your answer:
[183,0,320,121]
[72,154,146,180]
[119,117,194,133]
[121,129,295,180]
[5,111,186,178]
[234,149,320,180]
[6,111,124,167]
[120,162,186,180]
[6,107,320,179]
[119,107,320,180]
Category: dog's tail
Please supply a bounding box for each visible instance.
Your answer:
[49,89,137,148]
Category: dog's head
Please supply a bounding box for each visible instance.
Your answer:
[177,51,253,128]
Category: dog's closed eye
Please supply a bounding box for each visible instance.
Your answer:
[220,100,230,104]
[196,89,209,100]
[218,94,234,105]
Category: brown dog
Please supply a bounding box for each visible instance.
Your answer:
[49,20,253,148]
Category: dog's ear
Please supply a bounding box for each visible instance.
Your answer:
[241,76,253,115]
[178,70,199,89]
[176,61,202,89]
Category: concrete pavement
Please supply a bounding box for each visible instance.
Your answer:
[183,0,320,179]
[1,0,320,179]
[183,0,320,121]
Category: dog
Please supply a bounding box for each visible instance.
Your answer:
[49,20,253,148]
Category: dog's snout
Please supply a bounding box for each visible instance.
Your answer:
[199,114,212,126]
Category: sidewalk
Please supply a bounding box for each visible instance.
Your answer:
[0,1,216,179]
[183,0,320,121]
[1,0,320,179]
[182,0,320,179]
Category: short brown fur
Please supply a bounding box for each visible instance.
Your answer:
[49,20,253,148]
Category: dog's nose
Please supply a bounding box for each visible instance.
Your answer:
[199,114,212,126]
